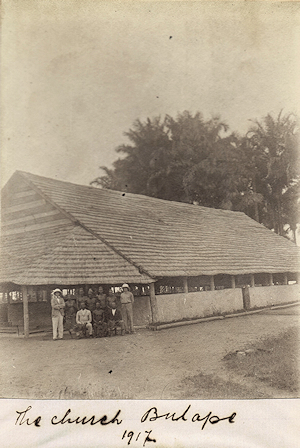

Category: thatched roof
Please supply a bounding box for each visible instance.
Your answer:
[1,171,299,286]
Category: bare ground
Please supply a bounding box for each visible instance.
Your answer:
[0,306,299,400]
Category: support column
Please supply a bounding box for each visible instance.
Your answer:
[231,276,236,289]
[3,286,9,325]
[296,273,300,285]
[268,273,273,286]
[283,273,288,285]
[183,277,188,294]
[250,274,255,287]
[5,288,10,304]
[22,286,29,338]
[149,283,158,324]
[210,276,215,291]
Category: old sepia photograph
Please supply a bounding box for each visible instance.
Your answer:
[1,0,299,408]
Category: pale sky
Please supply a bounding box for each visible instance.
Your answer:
[2,0,300,187]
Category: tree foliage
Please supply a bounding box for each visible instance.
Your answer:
[246,111,300,238]
[91,111,299,240]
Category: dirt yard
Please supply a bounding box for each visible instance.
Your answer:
[0,305,299,400]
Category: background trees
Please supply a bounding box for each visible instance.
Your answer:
[91,111,299,241]
[245,112,299,239]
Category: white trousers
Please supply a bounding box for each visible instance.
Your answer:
[76,322,93,336]
[52,314,64,339]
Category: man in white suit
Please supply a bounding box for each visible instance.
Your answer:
[51,288,65,340]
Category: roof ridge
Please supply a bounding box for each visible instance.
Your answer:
[16,170,245,216]
[17,170,97,192]
[17,171,155,281]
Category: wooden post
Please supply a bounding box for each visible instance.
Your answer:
[149,283,158,324]
[210,276,215,291]
[250,274,255,287]
[296,273,300,284]
[183,277,188,294]
[22,285,29,338]
[283,273,288,285]
[231,276,236,289]
[3,287,9,325]
[268,273,273,286]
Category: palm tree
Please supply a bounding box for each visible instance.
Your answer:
[246,111,299,237]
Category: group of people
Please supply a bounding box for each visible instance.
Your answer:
[51,284,135,340]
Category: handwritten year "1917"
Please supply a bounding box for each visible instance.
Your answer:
[122,429,156,446]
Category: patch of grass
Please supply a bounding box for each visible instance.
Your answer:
[173,372,262,399]
[223,327,299,393]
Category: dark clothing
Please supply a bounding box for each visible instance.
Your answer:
[105,307,124,336]
[105,307,122,322]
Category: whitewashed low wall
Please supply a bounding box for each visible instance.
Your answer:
[156,289,244,323]
[249,284,300,308]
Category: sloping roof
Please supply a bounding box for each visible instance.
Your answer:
[0,225,152,285]
[1,170,299,285]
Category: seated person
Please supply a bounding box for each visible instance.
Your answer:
[92,301,107,338]
[105,300,125,336]
[75,302,93,338]
[86,288,97,312]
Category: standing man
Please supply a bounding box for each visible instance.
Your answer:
[64,294,77,338]
[120,283,135,334]
[75,287,88,309]
[51,288,65,340]
[97,286,107,309]
[86,288,97,312]
[76,302,93,338]
[107,289,118,308]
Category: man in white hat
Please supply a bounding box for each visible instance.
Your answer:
[51,288,65,340]
[120,284,135,334]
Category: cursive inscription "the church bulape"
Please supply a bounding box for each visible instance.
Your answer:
[15,404,236,432]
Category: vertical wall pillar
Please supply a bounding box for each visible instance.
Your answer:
[3,287,9,325]
[183,277,188,294]
[6,288,10,304]
[231,276,236,289]
[242,286,251,310]
[210,276,215,291]
[149,283,158,324]
[268,273,273,286]
[22,286,29,338]
[250,274,255,287]
[296,273,300,285]
[283,273,288,285]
